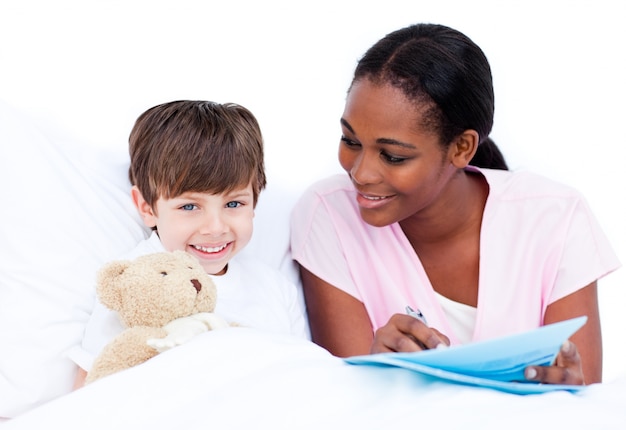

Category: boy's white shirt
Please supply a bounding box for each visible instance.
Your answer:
[70,232,308,371]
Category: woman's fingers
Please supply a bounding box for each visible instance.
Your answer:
[374,316,585,386]
[524,340,585,385]
[371,314,449,353]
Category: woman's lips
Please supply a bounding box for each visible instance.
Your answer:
[356,192,394,209]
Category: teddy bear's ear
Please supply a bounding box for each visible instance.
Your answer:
[172,250,194,263]
[171,250,201,269]
[96,260,131,311]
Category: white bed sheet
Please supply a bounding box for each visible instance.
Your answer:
[3,328,625,430]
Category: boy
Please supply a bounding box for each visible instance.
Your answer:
[71,100,308,387]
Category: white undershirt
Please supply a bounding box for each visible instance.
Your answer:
[434,292,477,344]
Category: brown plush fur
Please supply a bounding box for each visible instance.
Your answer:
[86,251,218,384]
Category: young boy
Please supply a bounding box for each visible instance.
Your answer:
[71,100,308,387]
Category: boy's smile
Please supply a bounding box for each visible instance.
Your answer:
[191,243,229,254]
[188,241,234,271]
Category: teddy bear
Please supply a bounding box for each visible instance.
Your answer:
[85,250,230,384]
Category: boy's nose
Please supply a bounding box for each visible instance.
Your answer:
[199,212,227,236]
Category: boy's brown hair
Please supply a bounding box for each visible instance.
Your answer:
[128,100,266,209]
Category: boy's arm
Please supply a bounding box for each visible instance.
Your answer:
[73,368,87,390]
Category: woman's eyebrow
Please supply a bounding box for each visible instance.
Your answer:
[341,118,416,149]
[376,137,416,149]
[340,118,354,134]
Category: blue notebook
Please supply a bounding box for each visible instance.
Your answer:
[345,316,587,395]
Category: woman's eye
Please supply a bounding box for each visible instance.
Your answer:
[381,151,408,164]
[181,204,197,211]
[340,136,360,147]
[226,201,242,208]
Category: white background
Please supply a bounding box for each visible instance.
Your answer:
[1,0,624,380]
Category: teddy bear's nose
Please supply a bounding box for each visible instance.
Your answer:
[190,279,201,293]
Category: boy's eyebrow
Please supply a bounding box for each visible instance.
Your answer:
[340,118,416,149]
[226,189,253,198]
[173,189,253,200]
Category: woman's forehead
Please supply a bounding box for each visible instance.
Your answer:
[343,80,431,137]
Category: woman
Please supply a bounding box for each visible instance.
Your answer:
[290,23,620,385]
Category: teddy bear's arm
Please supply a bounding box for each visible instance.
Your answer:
[87,326,165,384]
[146,312,229,353]
[190,312,230,330]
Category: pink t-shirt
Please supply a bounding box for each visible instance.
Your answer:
[290,168,620,344]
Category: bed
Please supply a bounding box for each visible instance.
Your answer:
[1,100,625,428]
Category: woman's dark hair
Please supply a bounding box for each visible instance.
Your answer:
[352,23,507,170]
[467,137,508,170]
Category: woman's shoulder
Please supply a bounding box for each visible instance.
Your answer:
[300,173,353,198]
[292,174,355,216]
[476,167,584,201]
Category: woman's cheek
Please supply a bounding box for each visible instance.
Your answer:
[338,145,355,173]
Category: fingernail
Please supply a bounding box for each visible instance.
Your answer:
[561,340,571,353]
[436,343,448,350]
[525,367,537,379]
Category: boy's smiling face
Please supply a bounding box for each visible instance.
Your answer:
[132,183,255,275]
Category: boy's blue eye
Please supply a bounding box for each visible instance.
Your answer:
[226,201,241,208]
[181,204,196,211]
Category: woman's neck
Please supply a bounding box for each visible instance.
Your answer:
[399,169,489,249]
[399,169,489,306]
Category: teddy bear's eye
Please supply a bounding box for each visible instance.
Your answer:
[160,271,167,276]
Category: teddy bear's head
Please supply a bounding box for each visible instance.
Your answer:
[96,250,217,328]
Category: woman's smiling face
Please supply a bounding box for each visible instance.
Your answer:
[338,79,458,227]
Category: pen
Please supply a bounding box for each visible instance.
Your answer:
[405,305,428,326]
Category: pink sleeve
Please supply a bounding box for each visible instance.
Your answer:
[290,181,359,299]
[289,176,440,333]
[550,196,621,303]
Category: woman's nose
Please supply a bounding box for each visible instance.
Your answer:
[350,152,381,185]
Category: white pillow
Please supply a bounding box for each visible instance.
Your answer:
[0,100,149,417]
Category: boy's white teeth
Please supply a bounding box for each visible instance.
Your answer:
[364,195,386,200]
[194,244,227,253]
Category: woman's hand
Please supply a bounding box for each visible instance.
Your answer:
[371,313,450,353]
[374,315,585,386]
[524,340,585,385]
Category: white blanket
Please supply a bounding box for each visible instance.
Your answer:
[3,328,625,429]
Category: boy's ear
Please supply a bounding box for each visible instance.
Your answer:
[448,130,479,168]
[131,186,157,228]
